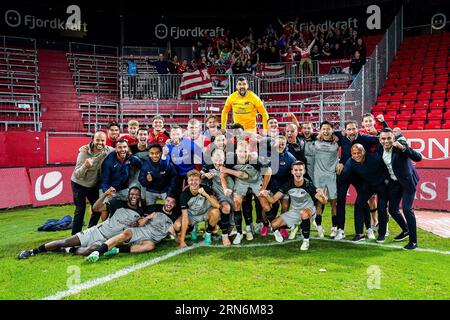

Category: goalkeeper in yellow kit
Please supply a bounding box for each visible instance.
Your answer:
[221,77,269,133]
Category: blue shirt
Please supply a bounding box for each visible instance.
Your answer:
[127,60,137,76]
[100,152,141,192]
[167,138,202,176]
[268,148,297,193]
[138,158,178,194]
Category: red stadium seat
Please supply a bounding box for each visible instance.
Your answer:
[424,121,442,129]
[396,110,412,121]
[427,110,444,120]
[408,121,425,130]
[394,121,409,130]
[411,110,427,120]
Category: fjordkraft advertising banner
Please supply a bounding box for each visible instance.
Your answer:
[403,130,450,169]
[28,166,74,207]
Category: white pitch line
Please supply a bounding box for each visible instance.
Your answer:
[42,244,199,301]
[42,236,450,300]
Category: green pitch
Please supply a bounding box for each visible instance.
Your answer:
[1,204,449,300]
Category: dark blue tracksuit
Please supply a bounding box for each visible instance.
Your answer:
[138,158,178,195]
[100,152,141,193]
[341,153,389,235]
[335,132,380,231]
[376,144,422,244]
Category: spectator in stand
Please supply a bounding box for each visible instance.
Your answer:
[332,42,344,59]
[352,38,367,59]
[267,46,280,63]
[106,121,121,148]
[126,55,138,99]
[298,38,316,75]
[243,59,255,75]
[311,45,322,61]
[146,53,171,99]
[177,59,190,74]
[281,47,297,77]
[232,59,244,74]
[322,43,332,59]
[120,120,139,145]
[168,55,180,74]
[264,24,277,37]
[149,115,170,146]
[349,50,366,80]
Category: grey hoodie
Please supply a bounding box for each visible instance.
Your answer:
[71,143,114,188]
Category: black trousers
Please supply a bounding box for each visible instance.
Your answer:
[336,175,370,231]
[128,75,137,98]
[354,183,389,235]
[71,181,101,235]
[388,180,418,244]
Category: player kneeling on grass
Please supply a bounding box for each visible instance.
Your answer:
[86,197,178,263]
[174,170,221,248]
[260,161,328,251]
[18,187,145,259]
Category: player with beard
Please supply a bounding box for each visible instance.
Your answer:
[18,187,146,259]
[313,121,339,238]
[260,161,328,251]
[85,196,179,262]
[221,76,269,133]
[219,140,272,244]
[333,120,380,240]
[105,121,121,148]
[359,113,390,233]
[71,131,114,235]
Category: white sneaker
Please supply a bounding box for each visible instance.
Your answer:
[317,225,325,238]
[334,229,345,240]
[330,226,338,238]
[367,228,376,240]
[289,225,299,240]
[233,233,243,245]
[273,230,283,243]
[386,223,390,237]
[371,224,379,232]
[300,239,310,251]
[229,226,237,237]
[245,226,254,241]
[313,219,318,229]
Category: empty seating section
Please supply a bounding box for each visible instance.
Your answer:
[0,42,40,131]
[67,50,119,96]
[371,32,450,130]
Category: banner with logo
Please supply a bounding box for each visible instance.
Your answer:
[403,130,450,169]
[0,168,32,209]
[28,166,74,207]
[318,58,351,75]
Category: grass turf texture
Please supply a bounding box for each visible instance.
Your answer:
[0,204,449,300]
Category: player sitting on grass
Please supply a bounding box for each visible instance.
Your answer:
[220,140,272,245]
[17,187,146,259]
[86,196,178,262]
[260,161,328,251]
[201,149,234,246]
[174,170,221,248]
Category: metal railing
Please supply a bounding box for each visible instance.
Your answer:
[337,7,403,127]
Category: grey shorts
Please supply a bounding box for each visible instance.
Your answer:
[188,211,209,226]
[314,174,337,200]
[100,188,129,204]
[234,178,263,196]
[76,227,107,247]
[128,227,157,245]
[280,207,316,228]
[145,191,167,206]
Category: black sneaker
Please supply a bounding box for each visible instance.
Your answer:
[376,235,386,243]
[17,250,34,260]
[352,234,365,242]
[403,243,417,250]
[394,231,409,242]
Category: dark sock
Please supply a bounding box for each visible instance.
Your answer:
[117,245,131,253]
[263,221,270,227]
[315,215,322,226]
[219,213,230,232]
[206,223,215,233]
[96,243,109,255]
[301,218,311,239]
[234,210,242,233]
[332,215,337,227]
[33,244,47,254]
[69,247,77,254]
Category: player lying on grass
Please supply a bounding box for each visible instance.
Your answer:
[85,197,178,262]
[260,161,328,251]
[18,187,146,259]
[174,169,221,248]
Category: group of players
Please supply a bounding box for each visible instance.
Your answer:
[18,77,422,262]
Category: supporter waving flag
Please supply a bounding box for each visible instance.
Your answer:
[179,69,213,99]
